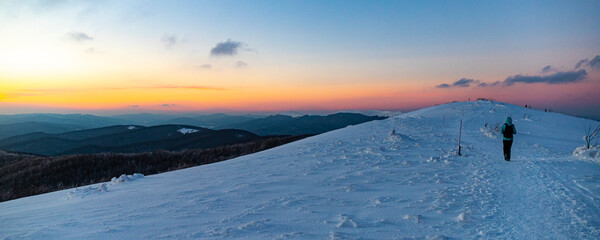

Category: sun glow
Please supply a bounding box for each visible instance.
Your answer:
[0,44,78,75]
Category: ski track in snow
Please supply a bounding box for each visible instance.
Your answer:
[1,101,599,239]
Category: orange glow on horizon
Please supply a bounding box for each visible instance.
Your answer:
[2,68,599,114]
[2,79,599,113]
[0,80,435,112]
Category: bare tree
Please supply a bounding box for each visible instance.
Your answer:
[584,125,600,149]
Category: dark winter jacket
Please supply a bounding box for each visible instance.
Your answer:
[501,117,516,141]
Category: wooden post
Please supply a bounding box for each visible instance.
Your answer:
[458,119,462,156]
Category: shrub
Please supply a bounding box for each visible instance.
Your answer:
[584,125,600,149]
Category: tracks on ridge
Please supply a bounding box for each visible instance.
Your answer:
[466,155,600,239]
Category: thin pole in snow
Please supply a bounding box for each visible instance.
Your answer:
[458,119,462,156]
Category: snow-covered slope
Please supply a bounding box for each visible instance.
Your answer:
[1,101,599,239]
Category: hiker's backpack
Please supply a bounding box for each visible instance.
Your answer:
[503,124,514,138]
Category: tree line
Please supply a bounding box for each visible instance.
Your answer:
[0,135,310,202]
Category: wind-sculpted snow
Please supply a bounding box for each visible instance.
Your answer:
[1,101,599,239]
[66,173,144,199]
[573,146,600,162]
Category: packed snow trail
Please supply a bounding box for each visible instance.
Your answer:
[1,101,599,239]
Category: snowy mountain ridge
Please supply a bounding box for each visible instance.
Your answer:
[1,100,599,239]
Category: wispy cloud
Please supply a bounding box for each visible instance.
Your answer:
[235,60,248,68]
[437,55,596,89]
[504,70,588,86]
[161,104,175,107]
[575,59,588,69]
[128,105,139,108]
[66,32,93,42]
[210,39,247,57]
[158,85,225,90]
[85,47,106,54]
[453,78,476,87]
[591,55,600,69]
[1,85,226,98]
[436,78,479,88]
[438,70,588,89]
[575,55,600,70]
[541,65,556,73]
[119,85,226,91]
[161,34,177,49]
[196,64,212,70]
[476,81,501,87]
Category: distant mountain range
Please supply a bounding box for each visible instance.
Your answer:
[0,113,128,128]
[0,112,386,155]
[0,112,387,139]
[0,122,85,140]
[225,113,387,136]
[0,114,128,139]
[0,125,257,156]
[111,113,259,129]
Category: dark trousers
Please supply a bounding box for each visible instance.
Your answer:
[503,140,513,160]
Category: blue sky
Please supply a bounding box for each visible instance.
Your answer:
[0,0,599,118]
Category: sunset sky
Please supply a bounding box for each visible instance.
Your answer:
[1,0,599,118]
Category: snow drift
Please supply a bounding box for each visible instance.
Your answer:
[573,146,600,162]
[1,101,599,239]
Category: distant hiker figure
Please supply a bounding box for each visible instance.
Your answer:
[501,117,516,161]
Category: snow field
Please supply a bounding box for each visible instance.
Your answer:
[178,128,199,134]
[1,101,599,239]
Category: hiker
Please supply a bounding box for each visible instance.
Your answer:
[501,117,516,161]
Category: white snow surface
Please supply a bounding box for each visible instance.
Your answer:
[2,101,599,239]
[178,128,198,134]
